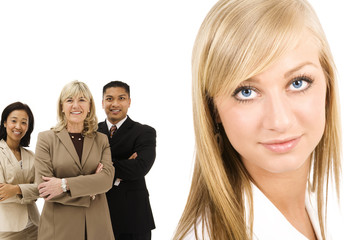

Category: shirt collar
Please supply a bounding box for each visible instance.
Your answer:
[106,116,128,131]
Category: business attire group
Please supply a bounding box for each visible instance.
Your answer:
[0,81,157,240]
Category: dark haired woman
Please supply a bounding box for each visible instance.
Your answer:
[0,102,39,240]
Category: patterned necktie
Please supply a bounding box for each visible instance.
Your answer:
[110,125,117,138]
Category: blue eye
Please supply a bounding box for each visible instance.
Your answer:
[241,89,252,97]
[289,76,313,91]
[292,80,303,89]
[233,86,258,101]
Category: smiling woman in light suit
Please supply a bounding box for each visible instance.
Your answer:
[0,102,39,240]
[35,80,115,240]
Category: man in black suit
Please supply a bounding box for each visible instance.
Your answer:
[98,81,156,240]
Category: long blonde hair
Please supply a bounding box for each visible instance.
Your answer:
[53,80,98,136]
[174,0,341,239]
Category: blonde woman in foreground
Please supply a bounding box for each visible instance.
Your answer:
[174,0,341,239]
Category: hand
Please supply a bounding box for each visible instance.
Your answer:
[0,183,21,201]
[129,152,137,159]
[95,163,103,173]
[38,176,63,201]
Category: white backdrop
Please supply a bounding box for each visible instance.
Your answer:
[0,1,358,239]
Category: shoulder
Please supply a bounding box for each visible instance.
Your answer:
[94,131,108,142]
[38,129,56,139]
[91,132,110,148]
[0,140,8,160]
[21,146,34,157]
[98,121,108,134]
[138,123,156,134]
[130,118,156,134]
[98,120,106,128]
[0,139,7,150]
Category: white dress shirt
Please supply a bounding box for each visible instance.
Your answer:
[184,184,331,240]
[106,116,127,132]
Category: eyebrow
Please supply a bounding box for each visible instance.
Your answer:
[10,117,28,121]
[284,61,318,78]
[105,94,127,98]
[244,61,319,84]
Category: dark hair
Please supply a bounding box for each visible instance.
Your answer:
[0,102,34,147]
[102,81,130,97]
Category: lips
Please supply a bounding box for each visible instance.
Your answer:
[13,131,22,135]
[71,111,82,114]
[110,109,121,113]
[260,136,302,153]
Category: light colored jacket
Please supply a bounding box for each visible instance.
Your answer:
[35,129,115,240]
[0,139,40,232]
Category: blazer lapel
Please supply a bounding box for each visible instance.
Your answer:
[0,140,18,168]
[112,116,133,138]
[81,135,95,167]
[56,129,82,170]
[0,140,25,183]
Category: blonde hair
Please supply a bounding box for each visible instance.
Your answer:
[174,0,341,239]
[53,80,98,136]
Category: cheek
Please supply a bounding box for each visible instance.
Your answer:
[294,86,326,136]
[62,104,68,113]
[81,103,90,112]
[5,124,12,134]
[218,104,261,151]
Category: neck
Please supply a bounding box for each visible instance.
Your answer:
[67,123,84,133]
[249,158,310,214]
[6,138,20,152]
[108,116,126,125]
[247,158,317,240]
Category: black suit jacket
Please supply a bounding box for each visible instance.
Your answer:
[98,116,156,234]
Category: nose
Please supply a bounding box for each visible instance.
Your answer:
[112,99,120,107]
[72,100,80,108]
[262,93,294,133]
[15,122,22,129]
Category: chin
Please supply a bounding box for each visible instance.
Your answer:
[262,155,310,174]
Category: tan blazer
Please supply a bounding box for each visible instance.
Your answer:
[0,139,40,232]
[35,129,115,240]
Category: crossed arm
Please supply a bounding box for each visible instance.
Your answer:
[0,159,38,204]
[37,162,103,200]
[34,132,114,207]
[112,127,156,181]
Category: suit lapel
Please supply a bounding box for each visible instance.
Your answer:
[0,140,18,168]
[81,134,95,167]
[56,129,82,169]
[0,140,25,183]
[112,117,133,139]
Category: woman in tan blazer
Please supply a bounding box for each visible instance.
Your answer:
[0,102,39,240]
[35,81,115,240]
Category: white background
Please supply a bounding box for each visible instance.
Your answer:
[0,1,359,239]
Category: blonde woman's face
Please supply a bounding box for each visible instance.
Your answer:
[62,95,90,128]
[215,35,326,175]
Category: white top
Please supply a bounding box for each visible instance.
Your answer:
[106,116,127,131]
[184,184,331,240]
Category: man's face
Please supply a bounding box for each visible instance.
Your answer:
[102,87,131,124]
